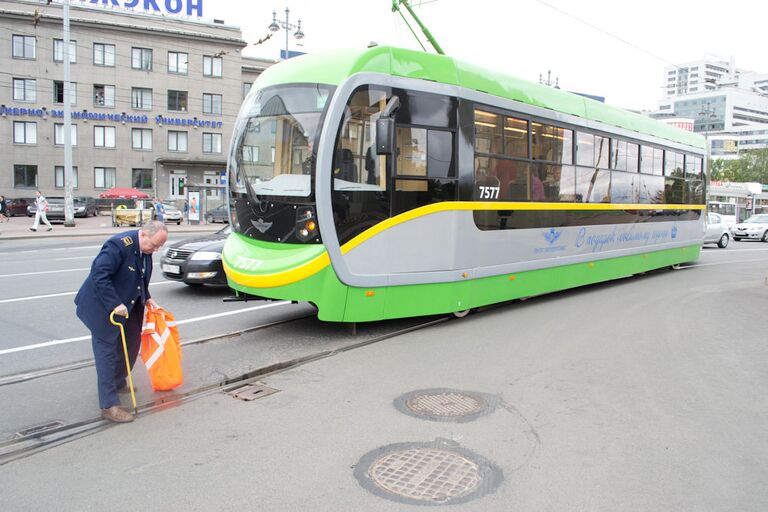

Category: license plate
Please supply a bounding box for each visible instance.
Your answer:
[162,264,181,274]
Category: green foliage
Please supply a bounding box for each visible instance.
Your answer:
[710,149,768,183]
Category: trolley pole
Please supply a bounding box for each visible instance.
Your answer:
[63,0,75,227]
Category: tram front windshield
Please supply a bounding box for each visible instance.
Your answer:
[232,84,333,198]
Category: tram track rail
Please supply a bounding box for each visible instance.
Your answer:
[0,315,450,465]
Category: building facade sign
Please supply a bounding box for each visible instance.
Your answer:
[0,105,222,128]
[79,0,204,18]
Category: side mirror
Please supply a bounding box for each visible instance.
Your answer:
[375,117,395,155]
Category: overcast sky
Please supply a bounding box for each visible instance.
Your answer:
[205,0,764,111]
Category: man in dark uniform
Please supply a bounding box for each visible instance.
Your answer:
[75,221,168,423]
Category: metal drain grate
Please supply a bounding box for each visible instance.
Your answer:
[14,420,65,438]
[370,447,481,503]
[229,383,280,401]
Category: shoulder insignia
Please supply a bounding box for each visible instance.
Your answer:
[121,236,133,247]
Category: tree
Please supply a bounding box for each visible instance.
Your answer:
[710,148,768,183]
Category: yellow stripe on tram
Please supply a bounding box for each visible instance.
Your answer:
[228,201,705,288]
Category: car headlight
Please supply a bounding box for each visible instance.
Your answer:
[190,251,222,261]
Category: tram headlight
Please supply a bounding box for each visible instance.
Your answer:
[296,206,319,242]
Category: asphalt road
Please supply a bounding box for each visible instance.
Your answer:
[1,238,766,510]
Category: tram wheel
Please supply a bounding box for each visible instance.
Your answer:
[452,309,470,318]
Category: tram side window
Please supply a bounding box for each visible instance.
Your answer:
[640,146,664,175]
[688,180,704,204]
[640,174,665,204]
[530,163,573,202]
[575,167,610,203]
[665,177,686,204]
[684,155,702,179]
[576,133,609,169]
[532,123,573,164]
[474,110,528,158]
[610,171,639,204]
[474,157,529,201]
[665,151,684,178]
[611,140,639,172]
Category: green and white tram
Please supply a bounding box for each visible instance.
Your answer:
[222,46,706,322]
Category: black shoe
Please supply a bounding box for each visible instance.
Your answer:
[47,228,52,231]
[29,228,36,232]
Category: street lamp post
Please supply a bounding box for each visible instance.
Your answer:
[268,8,305,61]
[698,101,717,180]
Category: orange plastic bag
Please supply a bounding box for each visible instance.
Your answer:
[140,305,183,391]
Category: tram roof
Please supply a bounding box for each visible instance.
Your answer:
[255,46,705,150]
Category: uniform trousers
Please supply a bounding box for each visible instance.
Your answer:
[92,300,143,409]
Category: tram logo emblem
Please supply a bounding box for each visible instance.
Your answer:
[251,218,273,233]
[543,228,562,245]
[671,226,678,239]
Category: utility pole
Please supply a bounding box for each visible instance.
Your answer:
[63,0,75,227]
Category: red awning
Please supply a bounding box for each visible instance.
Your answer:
[98,188,151,199]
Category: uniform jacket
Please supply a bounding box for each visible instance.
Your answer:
[75,230,152,339]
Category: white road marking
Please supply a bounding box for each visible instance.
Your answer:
[53,256,95,261]
[694,257,768,268]
[0,268,90,278]
[0,301,291,356]
[0,280,180,304]
[0,245,102,256]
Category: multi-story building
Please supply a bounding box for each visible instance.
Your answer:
[0,0,273,203]
[653,57,768,160]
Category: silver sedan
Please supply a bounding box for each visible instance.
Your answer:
[732,214,768,242]
[703,212,730,248]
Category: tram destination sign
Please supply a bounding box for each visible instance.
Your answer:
[77,0,204,18]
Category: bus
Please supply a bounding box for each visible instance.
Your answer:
[222,46,706,322]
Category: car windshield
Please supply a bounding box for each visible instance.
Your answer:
[745,215,768,223]
[230,84,333,198]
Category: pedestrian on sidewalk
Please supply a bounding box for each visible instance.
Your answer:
[75,221,168,423]
[0,195,8,223]
[30,190,53,232]
[153,198,165,223]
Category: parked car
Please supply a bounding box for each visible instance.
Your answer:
[204,204,230,224]
[74,196,99,217]
[160,225,230,286]
[703,213,729,248]
[153,202,182,225]
[27,196,66,220]
[732,214,768,242]
[5,198,33,217]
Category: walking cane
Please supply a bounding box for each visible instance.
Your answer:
[109,311,138,416]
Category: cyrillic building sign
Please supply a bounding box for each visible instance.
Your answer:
[79,0,204,18]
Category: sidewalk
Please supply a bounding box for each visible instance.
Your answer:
[0,213,222,240]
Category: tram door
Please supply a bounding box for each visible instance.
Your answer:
[390,125,457,216]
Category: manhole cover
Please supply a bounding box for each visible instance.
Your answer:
[371,448,480,503]
[354,440,502,506]
[407,392,484,417]
[394,389,498,423]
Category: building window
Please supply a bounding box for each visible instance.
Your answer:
[54,81,77,105]
[203,55,223,77]
[203,93,222,114]
[93,43,115,66]
[55,166,79,189]
[13,121,37,144]
[242,145,259,162]
[14,164,37,188]
[53,39,76,63]
[94,125,116,148]
[54,123,78,146]
[94,167,116,189]
[242,82,252,100]
[131,47,152,70]
[132,168,153,189]
[168,131,188,152]
[202,132,222,153]
[131,87,152,110]
[13,78,36,102]
[94,84,115,107]
[168,51,188,74]
[131,128,152,150]
[167,90,188,112]
[12,35,36,59]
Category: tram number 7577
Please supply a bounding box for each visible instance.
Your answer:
[478,186,500,199]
